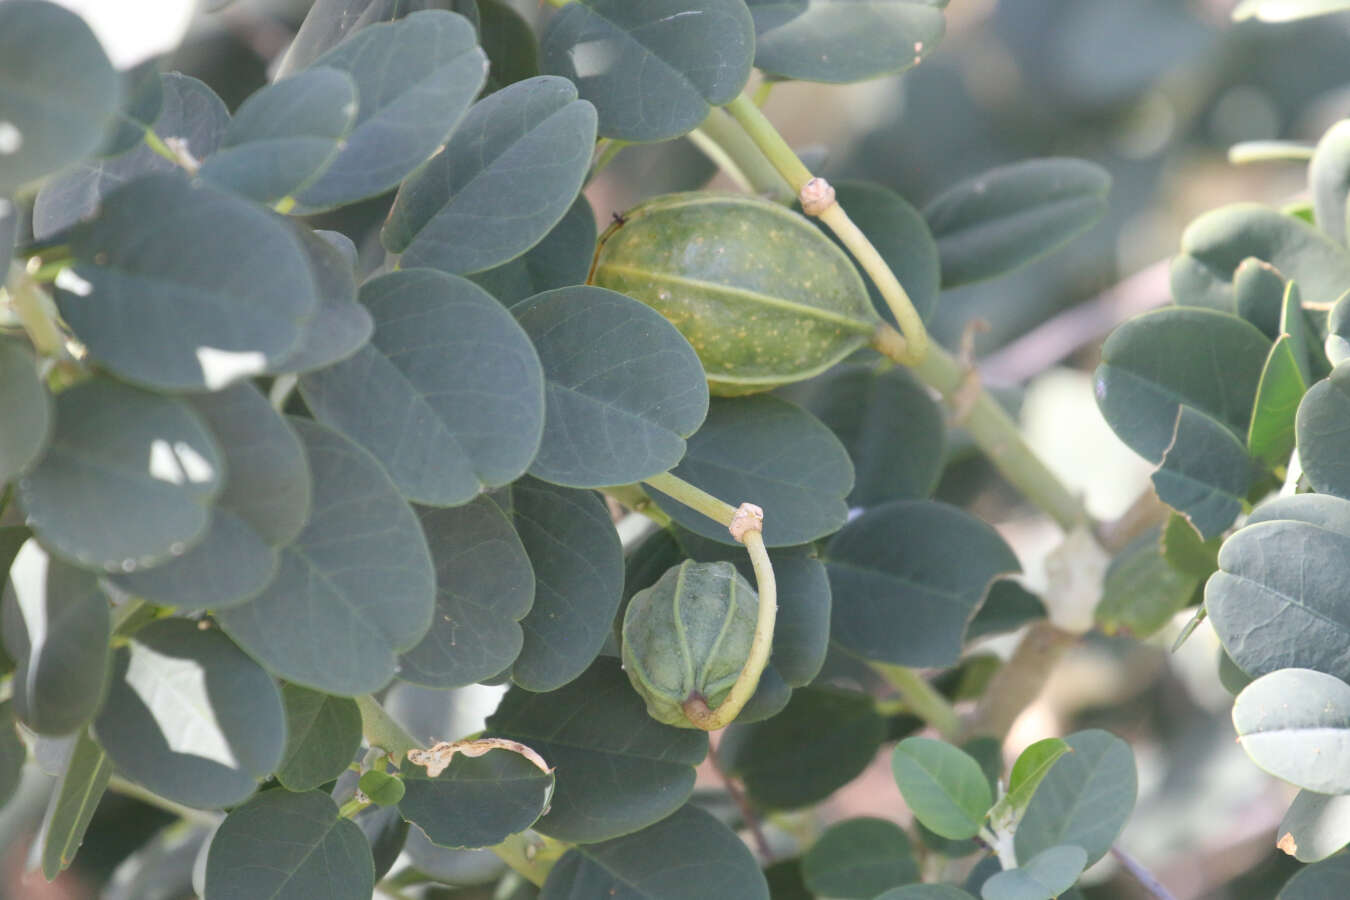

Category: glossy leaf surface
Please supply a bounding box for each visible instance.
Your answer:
[1013,730,1136,866]
[891,738,993,840]
[1233,667,1350,793]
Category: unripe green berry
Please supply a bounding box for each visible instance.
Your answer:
[621,559,757,728]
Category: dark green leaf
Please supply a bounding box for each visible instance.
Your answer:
[801,817,919,898]
[112,383,311,610]
[1297,366,1350,499]
[540,0,755,142]
[58,175,318,391]
[966,581,1046,642]
[0,701,25,807]
[516,286,708,489]
[777,363,945,506]
[485,660,708,843]
[651,395,852,547]
[1278,790,1350,863]
[400,746,553,847]
[1013,729,1136,866]
[300,269,545,505]
[1326,288,1350,366]
[1161,512,1220,580]
[293,10,487,212]
[0,1,119,194]
[385,77,596,274]
[891,737,993,840]
[924,159,1110,288]
[218,419,435,696]
[98,59,163,157]
[1094,306,1270,463]
[276,684,363,792]
[35,728,112,880]
[1150,406,1252,541]
[1233,667,1350,793]
[1233,257,1286,340]
[539,804,768,900]
[1096,528,1199,639]
[32,73,230,240]
[501,479,623,692]
[765,859,813,900]
[876,888,978,900]
[18,377,224,572]
[1171,203,1350,310]
[748,0,946,84]
[94,619,285,809]
[271,227,373,375]
[399,497,534,688]
[1219,647,1254,696]
[356,803,410,881]
[205,789,375,900]
[2,540,110,734]
[1206,493,1350,679]
[980,845,1087,900]
[1249,334,1308,468]
[0,338,52,483]
[478,0,540,93]
[1278,852,1350,899]
[277,0,477,77]
[825,500,1019,667]
[820,181,941,325]
[358,769,405,806]
[198,67,357,205]
[720,686,884,811]
[470,195,597,306]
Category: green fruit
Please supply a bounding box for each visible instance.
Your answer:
[358,769,406,807]
[622,560,758,728]
[589,192,879,396]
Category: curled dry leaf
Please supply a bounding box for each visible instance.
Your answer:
[406,738,551,779]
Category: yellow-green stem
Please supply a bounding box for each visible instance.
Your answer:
[7,264,67,359]
[643,471,737,526]
[721,93,930,363]
[871,663,960,741]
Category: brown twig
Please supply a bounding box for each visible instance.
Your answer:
[1112,845,1179,900]
[708,740,773,862]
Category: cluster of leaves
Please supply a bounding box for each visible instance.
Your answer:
[0,1,1145,899]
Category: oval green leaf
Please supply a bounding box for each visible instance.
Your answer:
[2,540,110,734]
[1096,528,1198,639]
[1249,333,1308,468]
[94,619,285,809]
[516,285,709,490]
[398,497,535,689]
[980,845,1088,900]
[891,737,993,841]
[479,0,540,94]
[485,659,708,843]
[1279,789,1350,863]
[1297,366,1350,499]
[802,817,919,899]
[650,395,852,547]
[825,500,1019,667]
[1279,853,1350,899]
[399,746,554,848]
[1234,257,1287,340]
[300,269,545,506]
[35,727,112,880]
[539,803,768,900]
[384,76,596,275]
[923,158,1110,288]
[1150,405,1252,541]
[205,789,375,900]
[58,174,318,391]
[1233,667,1350,793]
[17,377,224,572]
[469,194,597,307]
[276,684,363,793]
[270,228,373,375]
[0,338,53,483]
[218,418,435,696]
[540,0,755,142]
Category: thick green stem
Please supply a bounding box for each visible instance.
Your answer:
[641,471,778,731]
[695,107,794,202]
[604,483,674,528]
[687,128,755,193]
[871,663,960,741]
[356,695,421,764]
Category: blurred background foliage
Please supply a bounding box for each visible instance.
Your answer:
[6,0,1349,897]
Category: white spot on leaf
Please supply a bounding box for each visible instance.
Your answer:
[196,346,267,390]
[0,121,22,155]
[55,268,93,297]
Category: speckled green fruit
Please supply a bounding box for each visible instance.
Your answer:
[622,560,757,728]
[589,192,879,396]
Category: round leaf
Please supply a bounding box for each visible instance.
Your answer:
[825,500,1020,667]
[1278,853,1350,899]
[94,619,286,809]
[275,684,363,793]
[2,540,110,734]
[205,789,374,900]
[469,194,597,306]
[980,845,1088,900]
[399,747,553,848]
[1150,405,1252,541]
[300,269,545,506]
[485,659,708,843]
[1278,789,1350,863]
[540,804,768,900]
[17,377,224,572]
[748,0,946,84]
[1233,668,1350,793]
[0,338,53,483]
[802,818,919,899]
[1013,729,1137,867]
[358,769,405,807]
[876,888,978,900]
[398,497,535,689]
[923,159,1110,288]
[218,419,435,696]
[1096,528,1198,639]
[891,738,993,841]
[650,395,852,547]
[292,10,488,212]
[384,76,597,275]
[1298,366,1350,499]
[270,228,373,375]
[516,286,709,490]
[0,1,119,194]
[57,174,319,391]
[540,0,755,142]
